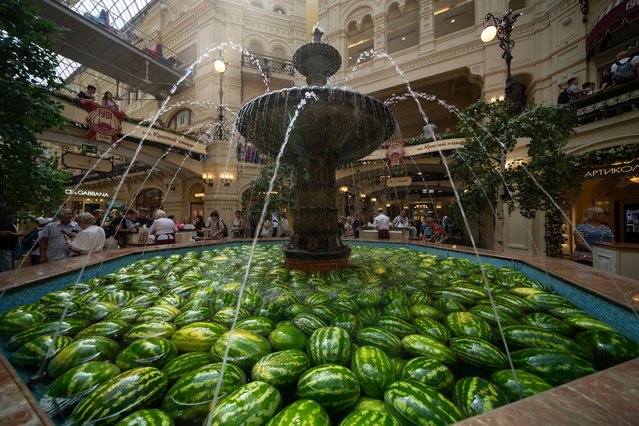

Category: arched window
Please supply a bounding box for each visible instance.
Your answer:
[168,109,192,130]
[248,42,265,56]
[273,5,286,15]
[387,0,419,53]
[347,15,374,67]
[135,188,163,213]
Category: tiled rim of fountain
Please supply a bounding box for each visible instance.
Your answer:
[0,239,637,425]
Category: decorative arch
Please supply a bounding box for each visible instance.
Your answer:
[271,45,289,60]
[347,13,374,67]
[167,108,193,130]
[387,0,419,54]
[247,40,266,56]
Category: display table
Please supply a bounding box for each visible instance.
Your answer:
[359,228,408,241]
[593,242,639,280]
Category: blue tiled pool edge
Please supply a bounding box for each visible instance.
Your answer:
[1,241,637,342]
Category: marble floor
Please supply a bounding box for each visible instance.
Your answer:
[0,238,637,425]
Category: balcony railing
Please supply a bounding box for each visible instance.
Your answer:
[241,53,295,78]
[573,80,639,125]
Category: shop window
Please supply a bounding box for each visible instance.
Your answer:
[168,109,192,130]
[347,16,374,67]
[387,0,420,54]
[434,0,475,38]
[135,188,163,213]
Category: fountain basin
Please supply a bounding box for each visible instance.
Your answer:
[236,87,397,163]
[0,241,637,425]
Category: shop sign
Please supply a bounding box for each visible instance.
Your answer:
[65,189,110,197]
[82,144,98,154]
[386,176,413,187]
[62,152,113,172]
[583,161,639,180]
[79,99,126,144]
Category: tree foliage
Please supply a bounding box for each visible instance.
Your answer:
[0,0,69,219]
[241,160,296,227]
[449,100,580,255]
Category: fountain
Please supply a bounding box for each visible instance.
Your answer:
[236,27,397,273]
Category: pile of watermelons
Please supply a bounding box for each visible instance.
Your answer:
[0,245,637,425]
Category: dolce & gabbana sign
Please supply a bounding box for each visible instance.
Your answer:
[65,189,110,197]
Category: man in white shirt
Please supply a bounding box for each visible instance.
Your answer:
[392,209,409,228]
[67,213,105,255]
[39,208,80,262]
[373,208,391,239]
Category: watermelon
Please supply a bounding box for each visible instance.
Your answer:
[108,306,146,322]
[401,334,457,366]
[519,313,572,335]
[310,305,340,323]
[76,319,131,340]
[490,369,553,401]
[252,349,311,387]
[449,337,508,370]
[349,397,387,413]
[210,329,271,370]
[383,304,412,321]
[526,293,573,311]
[431,298,466,314]
[411,317,450,342]
[211,381,282,426]
[161,352,213,383]
[356,307,382,326]
[0,310,47,336]
[356,327,402,357]
[409,304,443,321]
[269,323,308,351]
[576,330,639,368]
[161,363,246,424]
[468,305,519,327]
[213,306,250,327]
[376,315,416,338]
[400,357,454,394]
[116,337,177,371]
[563,316,618,333]
[11,334,74,367]
[236,316,275,337]
[444,311,492,340]
[171,321,227,352]
[124,321,177,343]
[384,379,463,426]
[351,346,394,398]
[292,313,327,335]
[114,408,174,426]
[297,364,361,412]
[7,319,89,350]
[307,326,352,366]
[501,325,584,354]
[330,313,362,336]
[452,376,509,417]
[46,361,121,399]
[47,336,120,379]
[511,348,596,386]
[69,367,168,425]
[265,399,330,426]
[173,308,213,328]
[137,305,180,323]
[339,409,400,426]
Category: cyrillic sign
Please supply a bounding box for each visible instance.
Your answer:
[386,176,413,187]
[583,161,639,180]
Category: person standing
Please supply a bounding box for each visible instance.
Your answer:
[0,214,23,272]
[135,208,154,228]
[148,210,178,244]
[611,51,639,85]
[22,217,51,265]
[78,84,96,100]
[279,212,289,237]
[392,209,409,228]
[39,208,80,263]
[66,213,105,255]
[271,211,279,237]
[101,91,119,112]
[205,210,225,239]
[572,207,614,265]
[373,208,390,239]
[351,214,361,238]
[232,210,247,238]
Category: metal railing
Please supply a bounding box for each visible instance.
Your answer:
[573,80,639,125]
[241,53,295,77]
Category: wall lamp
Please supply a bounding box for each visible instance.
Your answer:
[202,172,215,187]
[220,172,233,186]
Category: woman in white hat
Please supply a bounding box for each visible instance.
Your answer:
[148,209,178,244]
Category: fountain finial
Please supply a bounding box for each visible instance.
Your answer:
[312,25,324,43]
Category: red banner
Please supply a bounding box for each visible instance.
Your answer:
[80,99,126,144]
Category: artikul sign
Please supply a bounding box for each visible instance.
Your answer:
[65,189,110,197]
[583,161,639,180]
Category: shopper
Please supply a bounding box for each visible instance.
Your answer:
[66,213,106,255]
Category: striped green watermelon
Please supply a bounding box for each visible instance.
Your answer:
[548,307,589,319]
[47,336,120,379]
[154,294,185,309]
[356,291,381,308]
[7,319,89,350]
[501,325,584,354]
[490,369,553,401]
[0,310,47,336]
[161,352,213,383]
[409,304,443,321]
[339,409,400,426]
[171,321,227,352]
[252,349,311,387]
[236,316,275,337]
[46,361,121,399]
[431,298,466,314]
[124,321,177,343]
[468,305,519,327]
[411,317,450,342]
[114,408,174,426]
[210,329,271,370]
[123,294,160,308]
[333,297,359,313]
[444,311,492,340]
[349,396,387,413]
[269,323,308,351]
[356,307,382,326]
[351,346,394,398]
[401,334,457,366]
[108,306,146,322]
[173,308,213,328]
[211,381,282,426]
[449,337,508,370]
[69,367,168,425]
[307,326,352,366]
[493,294,536,314]
[330,313,362,336]
[563,316,618,333]
[310,305,340,323]
[383,304,412,321]
[431,289,475,305]
[356,327,402,357]
[526,293,573,311]
[11,334,74,367]
[213,306,250,327]
[116,337,177,371]
[519,313,572,335]
[452,376,509,417]
[297,364,361,412]
[400,357,454,394]
[576,330,639,368]
[376,315,416,338]
[384,379,463,426]
[136,305,180,323]
[76,319,131,340]
[265,399,330,426]
[161,363,246,424]
[511,348,596,386]
[292,313,327,335]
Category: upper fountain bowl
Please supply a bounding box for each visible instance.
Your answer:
[236,86,397,164]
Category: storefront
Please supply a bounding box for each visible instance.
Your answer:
[64,188,114,214]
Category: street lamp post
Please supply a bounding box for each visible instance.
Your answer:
[213,59,227,140]
[481,10,522,103]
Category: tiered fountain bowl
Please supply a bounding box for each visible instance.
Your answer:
[236,27,397,273]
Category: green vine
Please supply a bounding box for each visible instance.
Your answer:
[570,144,639,168]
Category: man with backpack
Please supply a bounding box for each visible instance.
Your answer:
[611,51,639,85]
[22,217,51,265]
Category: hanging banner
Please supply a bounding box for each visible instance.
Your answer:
[80,99,126,144]
[62,152,113,172]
